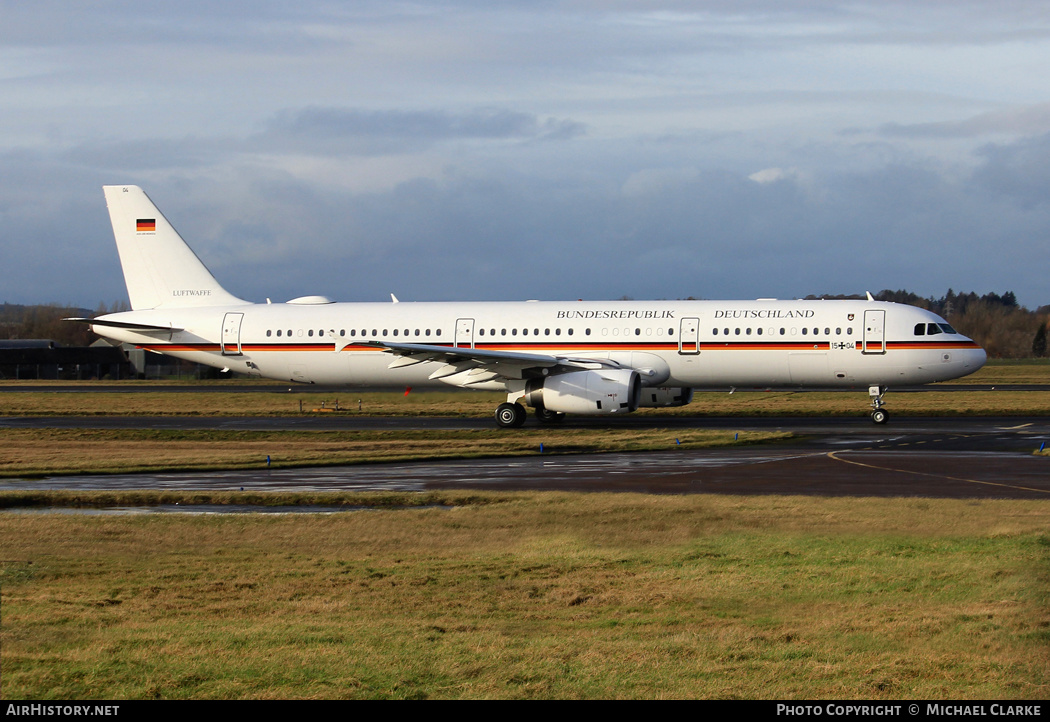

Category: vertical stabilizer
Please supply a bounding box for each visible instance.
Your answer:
[103,185,246,310]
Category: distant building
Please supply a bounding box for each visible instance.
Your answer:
[0,339,235,381]
[0,339,130,380]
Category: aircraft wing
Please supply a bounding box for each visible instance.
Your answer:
[361,340,617,384]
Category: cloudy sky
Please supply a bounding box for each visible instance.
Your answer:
[3,1,1050,309]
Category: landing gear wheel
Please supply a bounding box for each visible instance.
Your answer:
[535,408,564,424]
[868,385,889,425]
[495,402,527,428]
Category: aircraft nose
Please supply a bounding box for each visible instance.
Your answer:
[967,346,987,372]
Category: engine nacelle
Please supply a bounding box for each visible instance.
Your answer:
[636,387,694,408]
[525,369,641,415]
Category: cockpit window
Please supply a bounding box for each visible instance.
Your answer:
[939,323,957,334]
[926,323,942,335]
[914,323,925,336]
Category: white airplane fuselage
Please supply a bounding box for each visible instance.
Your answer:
[83,185,987,426]
[97,298,984,390]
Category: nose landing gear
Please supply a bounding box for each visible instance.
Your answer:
[869,385,889,424]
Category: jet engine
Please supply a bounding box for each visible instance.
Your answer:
[525,369,641,415]
[636,387,694,408]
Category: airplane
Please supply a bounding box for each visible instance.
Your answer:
[70,185,987,427]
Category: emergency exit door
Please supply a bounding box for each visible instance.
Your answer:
[455,318,475,349]
[862,309,886,354]
[679,317,700,354]
[221,312,244,356]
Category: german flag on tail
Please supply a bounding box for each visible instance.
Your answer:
[136,219,156,232]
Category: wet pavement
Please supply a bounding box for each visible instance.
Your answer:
[4,416,1048,499]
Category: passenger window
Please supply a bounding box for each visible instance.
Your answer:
[802,328,807,335]
[308,329,314,337]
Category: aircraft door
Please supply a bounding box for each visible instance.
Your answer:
[862,309,886,354]
[221,312,244,356]
[679,317,700,355]
[455,318,475,349]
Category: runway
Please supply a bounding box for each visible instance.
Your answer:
[4,415,1049,499]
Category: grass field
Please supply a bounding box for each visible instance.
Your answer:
[1,492,1047,699]
[1,362,1047,699]
[1,387,1050,419]
[1,360,1048,419]
[0,427,788,478]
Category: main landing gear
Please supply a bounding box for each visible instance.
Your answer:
[535,408,565,424]
[869,385,889,424]
[495,402,527,428]
[494,402,565,428]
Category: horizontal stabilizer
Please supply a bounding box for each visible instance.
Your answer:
[64,317,183,333]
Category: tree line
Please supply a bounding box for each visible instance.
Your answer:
[0,302,126,347]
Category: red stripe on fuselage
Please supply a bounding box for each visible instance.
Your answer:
[144,339,981,355]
